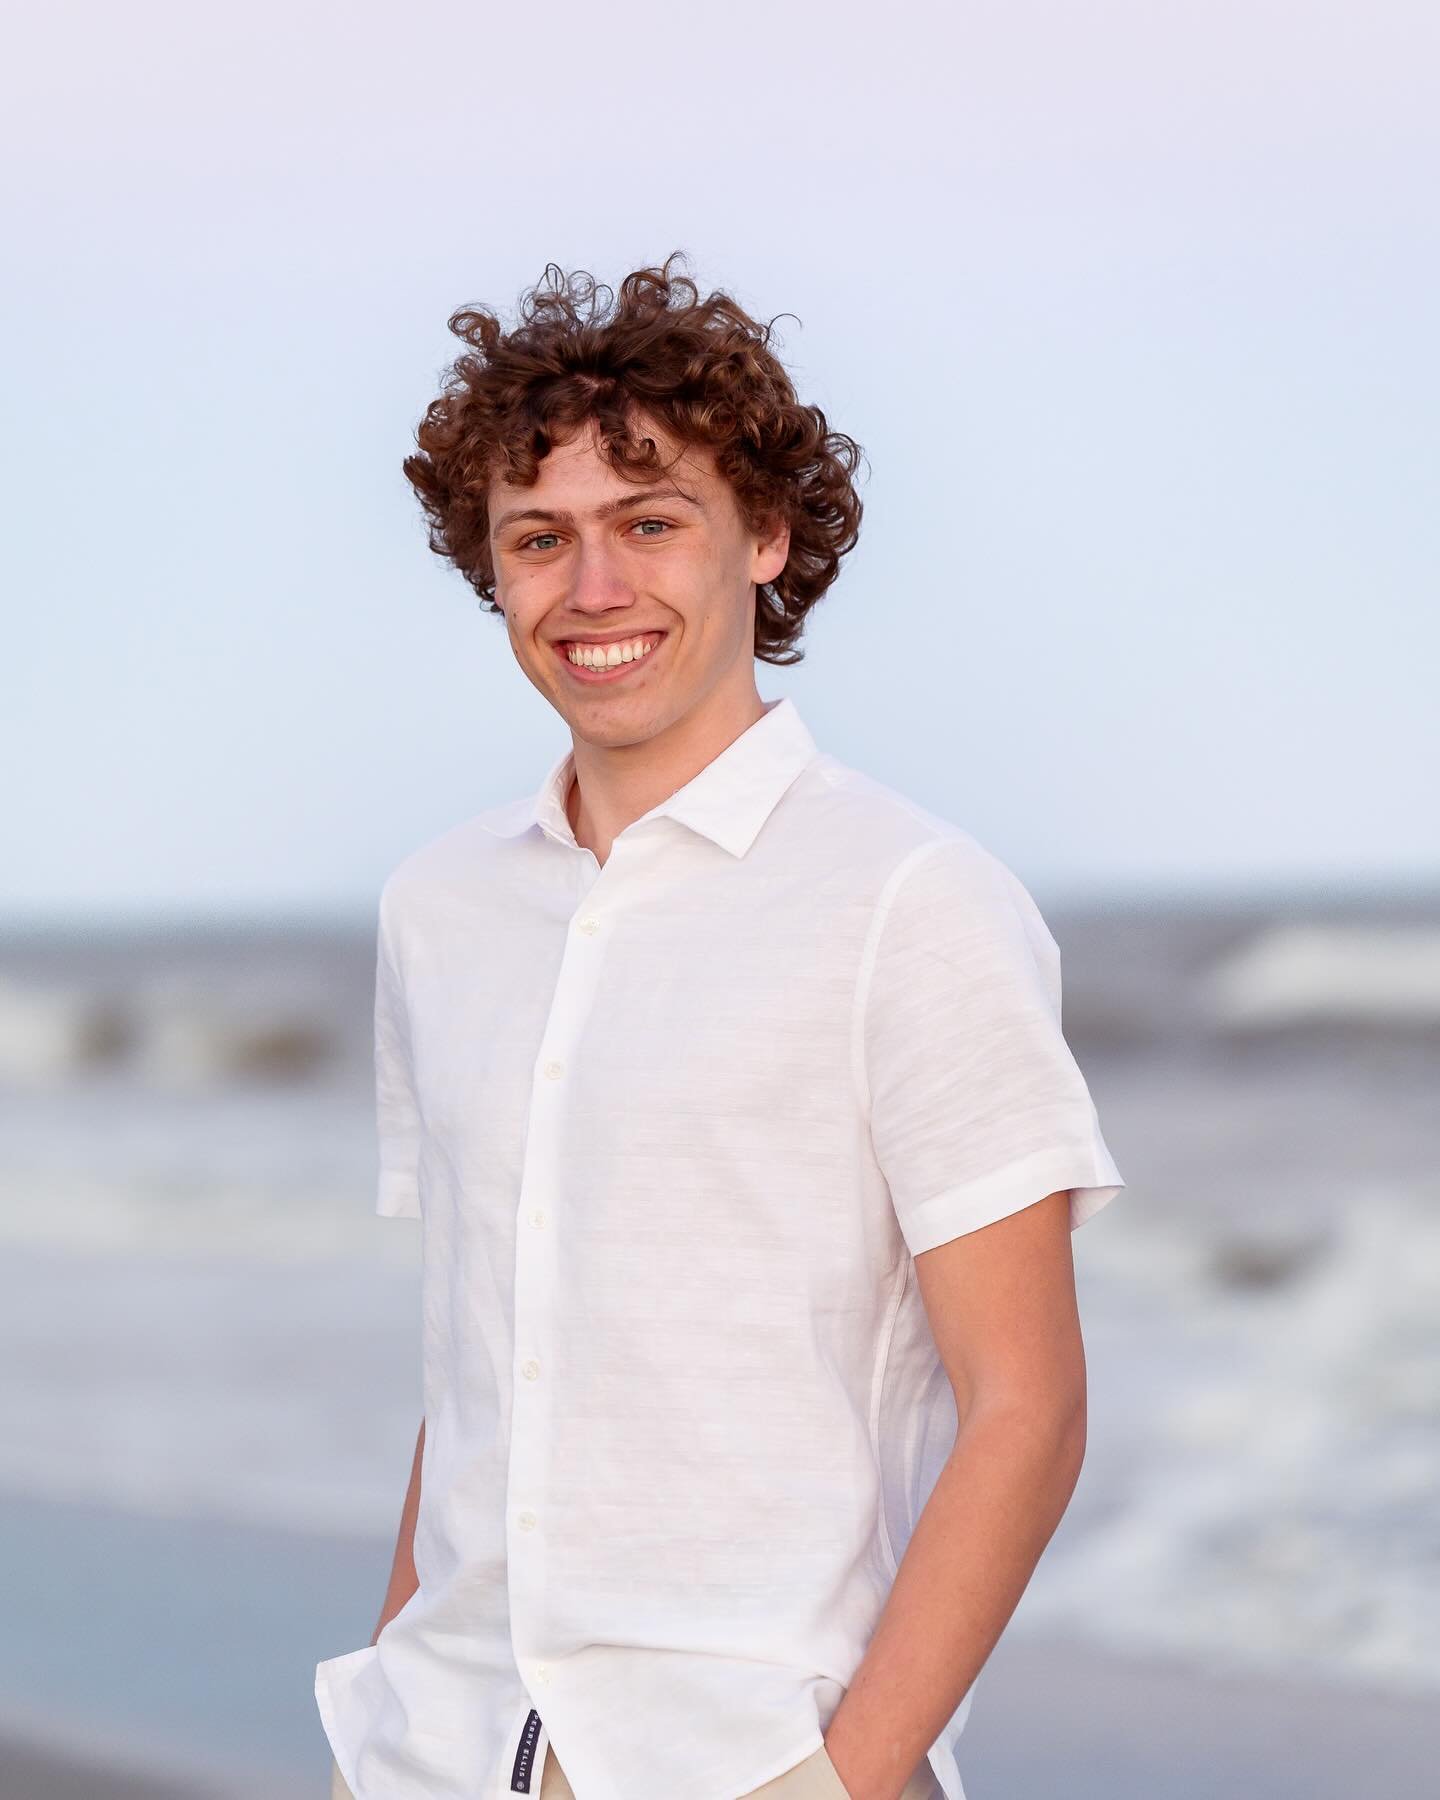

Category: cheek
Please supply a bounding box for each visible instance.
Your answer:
[496,578,553,634]
[684,535,751,598]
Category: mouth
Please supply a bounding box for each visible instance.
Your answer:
[552,630,668,685]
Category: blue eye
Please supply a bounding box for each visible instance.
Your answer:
[633,519,670,536]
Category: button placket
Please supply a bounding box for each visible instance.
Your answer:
[505,860,619,1707]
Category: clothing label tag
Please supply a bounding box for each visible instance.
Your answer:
[509,1706,547,1794]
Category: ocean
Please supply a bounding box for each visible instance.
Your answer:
[2,888,1437,1794]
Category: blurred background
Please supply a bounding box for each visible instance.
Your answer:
[3,2,1438,1796]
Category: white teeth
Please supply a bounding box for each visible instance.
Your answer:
[567,636,657,668]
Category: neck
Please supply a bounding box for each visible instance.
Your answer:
[565,680,769,864]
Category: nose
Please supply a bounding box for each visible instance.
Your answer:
[567,536,635,613]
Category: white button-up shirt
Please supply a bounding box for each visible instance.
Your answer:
[315,695,1125,1800]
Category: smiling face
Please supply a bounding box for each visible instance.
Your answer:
[488,415,790,749]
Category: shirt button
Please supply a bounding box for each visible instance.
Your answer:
[534,1662,550,1684]
[543,1059,564,1080]
[529,1208,547,1229]
[577,915,600,935]
[521,1358,541,1380]
[518,1510,538,1531]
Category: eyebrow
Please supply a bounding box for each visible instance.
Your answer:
[491,486,706,536]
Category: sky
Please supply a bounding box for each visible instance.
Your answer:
[3,0,1437,922]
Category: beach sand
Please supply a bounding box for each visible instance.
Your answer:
[963,1629,1440,1799]
[0,1728,222,1800]
[1,1622,1436,1799]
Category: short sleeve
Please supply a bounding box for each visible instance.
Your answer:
[861,836,1125,1256]
[374,882,422,1220]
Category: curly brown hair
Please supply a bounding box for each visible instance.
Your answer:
[401,252,865,666]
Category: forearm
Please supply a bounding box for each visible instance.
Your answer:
[823,1401,1086,1800]
[372,1417,425,1644]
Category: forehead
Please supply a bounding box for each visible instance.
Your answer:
[487,415,721,510]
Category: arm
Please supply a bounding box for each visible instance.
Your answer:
[372,1417,426,1644]
[822,1189,1088,1800]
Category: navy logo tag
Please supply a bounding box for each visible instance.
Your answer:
[510,1707,544,1793]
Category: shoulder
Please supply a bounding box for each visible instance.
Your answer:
[798,754,1047,933]
[377,798,527,927]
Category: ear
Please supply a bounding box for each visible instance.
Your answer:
[751,512,791,588]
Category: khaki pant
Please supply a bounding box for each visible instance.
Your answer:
[330,1736,943,1798]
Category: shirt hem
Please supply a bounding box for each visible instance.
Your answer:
[900,1141,1125,1255]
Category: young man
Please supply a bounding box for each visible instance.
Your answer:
[316,257,1125,1800]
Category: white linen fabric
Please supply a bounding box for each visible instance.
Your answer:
[315,694,1126,1800]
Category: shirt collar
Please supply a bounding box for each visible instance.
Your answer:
[483,695,820,860]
